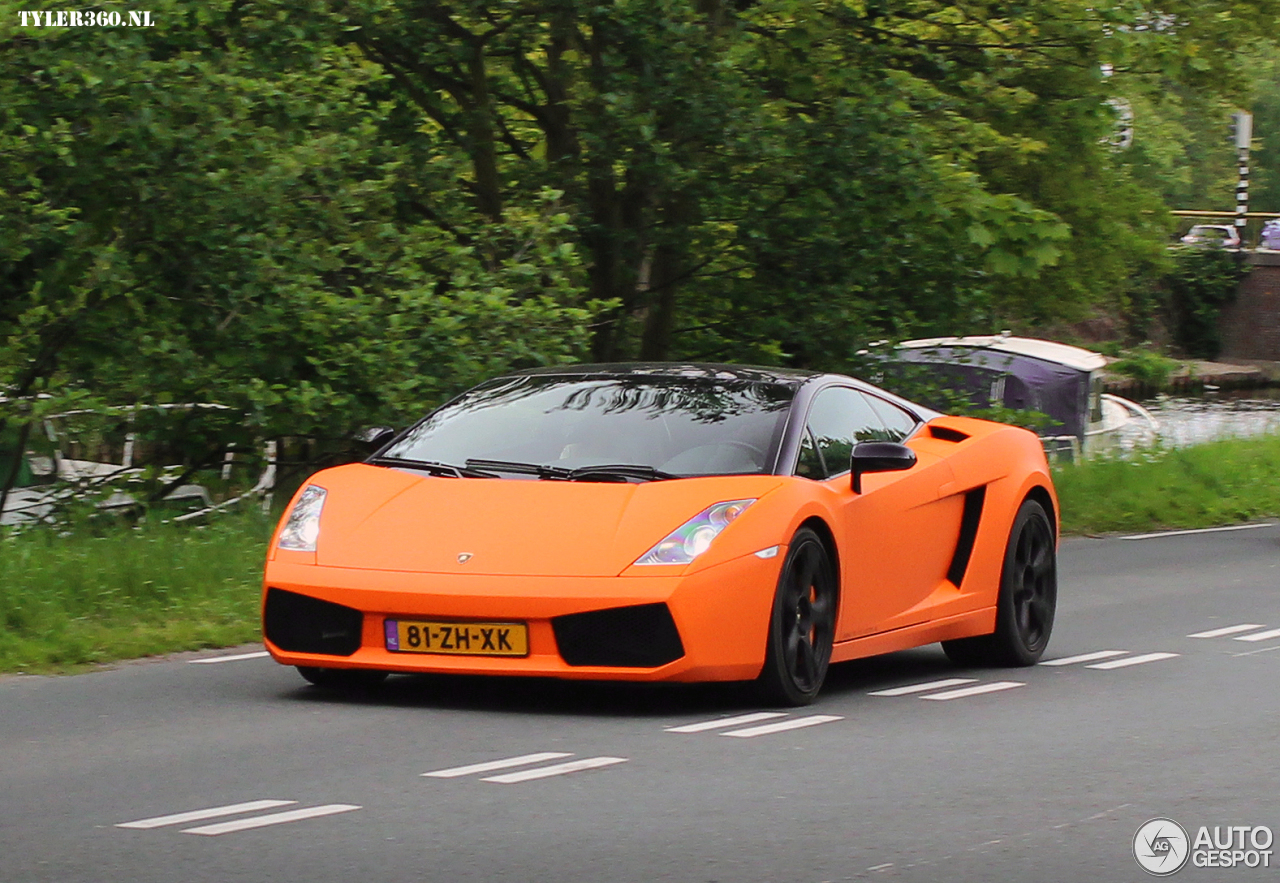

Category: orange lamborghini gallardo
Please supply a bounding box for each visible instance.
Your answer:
[263,363,1058,705]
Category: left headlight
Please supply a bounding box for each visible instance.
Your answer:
[277,485,327,552]
[634,499,756,566]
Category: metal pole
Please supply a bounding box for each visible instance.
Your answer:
[1234,111,1253,243]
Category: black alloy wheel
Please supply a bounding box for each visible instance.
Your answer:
[757,527,837,706]
[942,498,1057,667]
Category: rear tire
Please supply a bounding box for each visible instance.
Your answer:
[296,666,388,690]
[942,498,1056,667]
[756,528,837,706]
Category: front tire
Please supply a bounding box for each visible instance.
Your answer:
[757,527,837,706]
[942,498,1056,667]
[296,666,389,690]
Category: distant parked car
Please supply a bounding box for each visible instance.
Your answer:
[1260,220,1280,251]
[1179,224,1242,249]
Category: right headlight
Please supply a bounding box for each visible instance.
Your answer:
[634,499,756,566]
[277,485,327,552]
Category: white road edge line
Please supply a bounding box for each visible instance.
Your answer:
[1118,523,1274,541]
[117,800,296,829]
[1233,627,1280,643]
[869,678,977,697]
[1040,650,1128,666]
[722,715,843,738]
[482,757,627,783]
[423,752,573,778]
[922,681,1024,701]
[665,712,788,733]
[1189,624,1266,639]
[1087,652,1179,669]
[188,651,271,664]
[182,804,361,836]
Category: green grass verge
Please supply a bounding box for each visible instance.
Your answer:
[1055,433,1280,535]
[0,511,272,674]
[3,434,1279,675]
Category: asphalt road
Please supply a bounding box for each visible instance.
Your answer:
[3,524,1279,883]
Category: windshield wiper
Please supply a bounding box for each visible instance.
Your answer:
[567,464,678,482]
[465,458,573,480]
[462,459,678,482]
[370,456,497,478]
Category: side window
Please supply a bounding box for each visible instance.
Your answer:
[801,387,885,478]
[864,395,919,442]
[795,427,825,479]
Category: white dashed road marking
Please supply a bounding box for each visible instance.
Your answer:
[117,800,296,829]
[482,757,628,783]
[182,804,360,836]
[422,752,572,778]
[187,651,271,664]
[1188,624,1266,639]
[422,753,627,784]
[1040,650,1128,666]
[665,712,787,733]
[1087,652,1179,669]
[722,715,843,738]
[1234,627,1280,643]
[921,681,1025,701]
[868,678,977,697]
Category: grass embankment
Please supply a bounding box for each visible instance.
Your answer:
[1055,434,1280,534]
[3,434,1279,675]
[0,513,271,673]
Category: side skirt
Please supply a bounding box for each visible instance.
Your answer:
[830,608,996,664]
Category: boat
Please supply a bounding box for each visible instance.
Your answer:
[891,334,1157,459]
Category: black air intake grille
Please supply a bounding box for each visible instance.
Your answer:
[552,603,685,668]
[264,588,363,657]
[946,486,987,587]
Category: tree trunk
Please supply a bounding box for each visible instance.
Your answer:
[639,241,681,360]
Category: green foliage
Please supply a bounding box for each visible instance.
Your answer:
[1108,347,1178,388]
[1,3,593,494]
[1055,434,1280,534]
[1248,56,1280,214]
[1163,247,1250,359]
[0,510,272,672]
[2,0,1278,491]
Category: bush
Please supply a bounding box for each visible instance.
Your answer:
[1108,347,1178,388]
[1164,248,1249,359]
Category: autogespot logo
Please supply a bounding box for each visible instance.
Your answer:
[1134,818,1190,876]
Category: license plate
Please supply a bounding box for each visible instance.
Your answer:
[385,619,528,657]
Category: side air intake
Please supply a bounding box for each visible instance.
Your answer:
[929,425,970,443]
[552,603,685,668]
[946,486,987,587]
[263,587,363,656]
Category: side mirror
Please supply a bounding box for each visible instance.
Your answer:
[355,425,397,451]
[850,441,917,493]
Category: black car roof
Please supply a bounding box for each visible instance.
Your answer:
[502,362,940,423]
[506,362,823,386]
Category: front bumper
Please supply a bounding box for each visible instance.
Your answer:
[261,552,782,683]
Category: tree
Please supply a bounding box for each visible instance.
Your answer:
[1,1,592,506]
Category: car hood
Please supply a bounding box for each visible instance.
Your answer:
[311,463,785,577]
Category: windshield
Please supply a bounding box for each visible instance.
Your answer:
[381,374,796,478]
